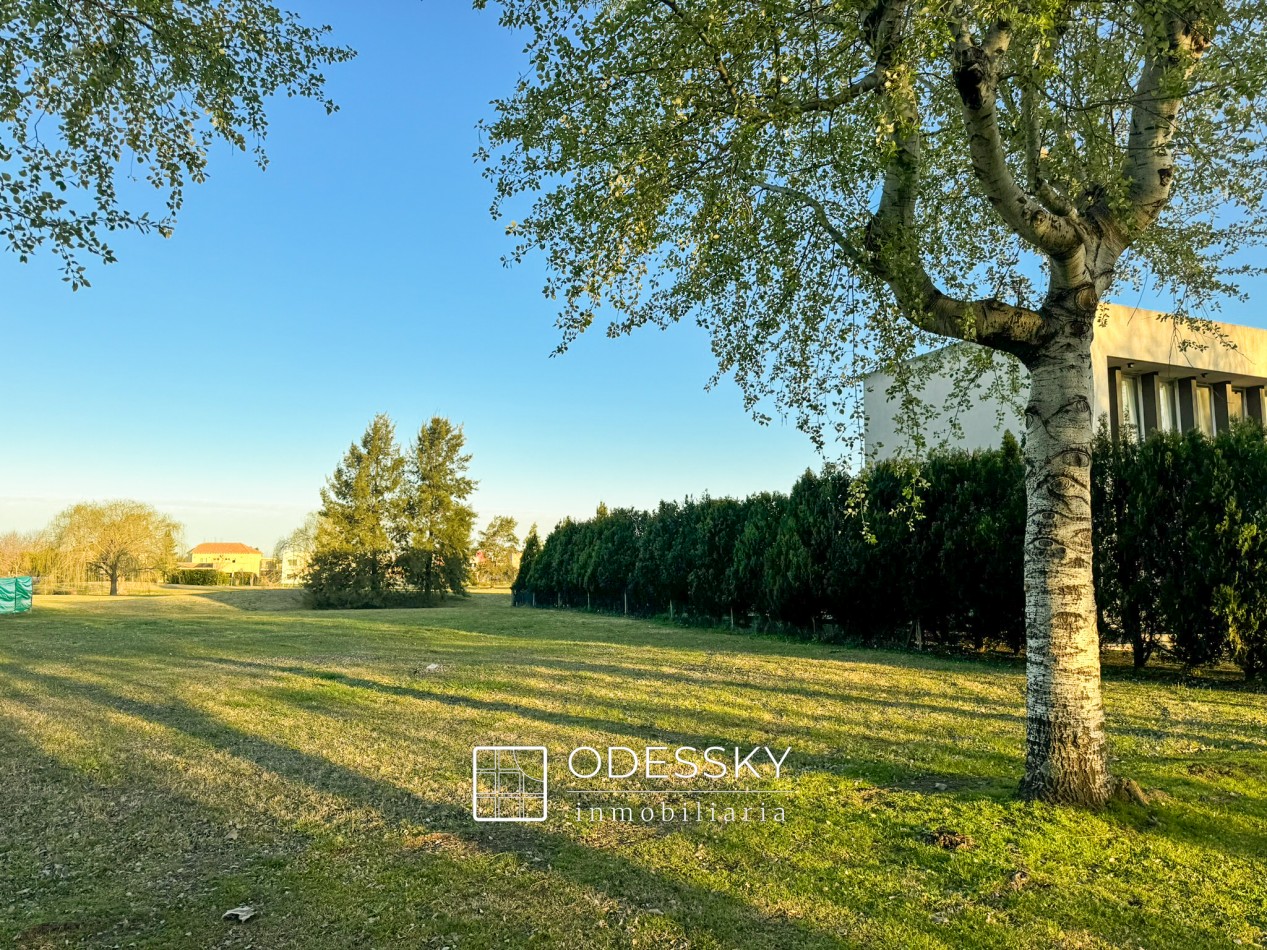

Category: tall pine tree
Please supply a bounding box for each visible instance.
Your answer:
[513,524,541,595]
[399,417,477,598]
[308,414,404,605]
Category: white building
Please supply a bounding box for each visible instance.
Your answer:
[277,543,312,586]
[864,303,1267,461]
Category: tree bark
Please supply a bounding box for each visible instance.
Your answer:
[1132,633,1151,672]
[1019,311,1111,806]
[109,570,119,596]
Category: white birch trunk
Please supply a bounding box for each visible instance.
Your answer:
[1019,315,1111,806]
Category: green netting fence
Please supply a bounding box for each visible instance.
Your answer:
[0,576,33,614]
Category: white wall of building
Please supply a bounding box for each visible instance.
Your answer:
[863,347,1026,460]
[863,304,1267,462]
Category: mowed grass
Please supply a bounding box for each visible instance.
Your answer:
[0,592,1263,949]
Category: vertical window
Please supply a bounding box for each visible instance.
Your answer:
[1196,384,1216,436]
[1120,375,1144,441]
[1231,388,1245,420]
[1157,379,1178,432]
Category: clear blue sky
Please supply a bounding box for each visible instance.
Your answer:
[1,1,825,552]
[4,3,1265,552]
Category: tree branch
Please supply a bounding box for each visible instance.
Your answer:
[658,0,745,112]
[1118,7,1213,236]
[750,179,868,268]
[767,72,883,115]
[747,3,1047,355]
[950,17,1082,257]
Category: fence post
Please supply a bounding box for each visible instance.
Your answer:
[730,608,734,629]
[532,592,536,608]
[670,600,674,621]
[624,591,628,615]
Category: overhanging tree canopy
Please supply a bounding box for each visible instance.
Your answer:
[480,0,1267,805]
[0,1,353,287]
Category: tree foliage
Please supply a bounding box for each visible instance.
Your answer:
[476,515,521,586]
[1093,423,1267,678]
[310,413,405,603]
[0,531,39,576]
[480,0,1267,441]
[167,567,227,586]
[274,511,322,569]
[398,417,478,597]
[48,500,181,594]
[1,0,354,287]
[513,523,542,593]
[307,414,478,608]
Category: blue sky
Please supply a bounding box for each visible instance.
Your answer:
[1,1,824,551]
[4,3,1266,553]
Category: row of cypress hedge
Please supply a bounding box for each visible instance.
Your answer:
[1093,422,1267,678]
[515,425,1267,678]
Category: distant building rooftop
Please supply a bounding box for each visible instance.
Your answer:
[190,542,262,555]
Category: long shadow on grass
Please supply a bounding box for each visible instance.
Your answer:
[0,706,676,950]
[194,653,1267,772]
[1097,784,1267,864]
[190,656,1023,792]
[0,722,316,947]
[427,604,1264,696]
[197,653,1029,729]
[180,659,1267,863]
[179,588,307,611]
[8,666,856,949]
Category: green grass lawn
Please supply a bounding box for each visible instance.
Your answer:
[0,591,1263,949]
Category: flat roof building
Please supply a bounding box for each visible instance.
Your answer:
[863,303,1267,461]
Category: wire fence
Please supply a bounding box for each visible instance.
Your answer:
[510,589,847,639]
[32,576,296,596]
[33,578,171,596]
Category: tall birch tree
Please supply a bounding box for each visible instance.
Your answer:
[479,0,1267,805]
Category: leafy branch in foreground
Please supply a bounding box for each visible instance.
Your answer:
[0,0,354,287]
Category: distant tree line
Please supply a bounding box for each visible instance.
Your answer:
[515,426,1267,679]
[306,414,478,608]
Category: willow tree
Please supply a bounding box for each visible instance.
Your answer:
[50,500,181,595]
[479,0,1267,805]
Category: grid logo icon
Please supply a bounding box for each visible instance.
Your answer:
[471,746,548,822]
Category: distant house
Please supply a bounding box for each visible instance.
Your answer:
[277,544,311,586]
[472,549,522,570]
[188,542,264,579]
